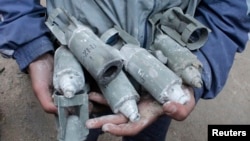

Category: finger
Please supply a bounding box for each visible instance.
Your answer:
[33,86,57,114]
[28,53,57,114]
[102,122,144,136]
[101,99,163,136]
[88,101,94,112]
[163,85,196,121]
[41,100,58,114]
[88,92,108,105]
[86,114,128,129]
[163,101,177,114]
[101,106,160,137]
[163,98,195,121]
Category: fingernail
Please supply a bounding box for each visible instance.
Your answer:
[164,101,177,114]
[88,92,95,96]
[102,123,112,132]
[85,119,97,128]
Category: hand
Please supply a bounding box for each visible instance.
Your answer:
[86,93,163,136]
[28,53,57,114]
[163,85,196,121]
[85,85,196,136]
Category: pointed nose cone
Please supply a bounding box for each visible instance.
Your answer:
[119,100,140,122]
[192,77,203,88]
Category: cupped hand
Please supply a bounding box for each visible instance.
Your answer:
[86,85,196,136]
[28,53,57,114]
[86,93,163,136]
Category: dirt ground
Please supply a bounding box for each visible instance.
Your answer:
[0,1,249,141]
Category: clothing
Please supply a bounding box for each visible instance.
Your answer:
[0,0,250,141]
[0,0,54,71]
[193,0,250,101]
[46,0,195,48]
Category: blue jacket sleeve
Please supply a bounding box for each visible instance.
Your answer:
[0,0,54,72]
[193,0,250,102]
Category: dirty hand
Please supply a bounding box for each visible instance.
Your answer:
[85,85,195,136]
[162,85,196,121]
[28,53,57,114]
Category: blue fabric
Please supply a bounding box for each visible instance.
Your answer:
[0,0,54,71]
[193,0,250,101]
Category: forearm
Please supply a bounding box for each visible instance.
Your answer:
[28,53,57,113]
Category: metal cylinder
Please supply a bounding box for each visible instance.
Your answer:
[66,22,123,85]
[64,115,87,141]
[153,34,203,88]
[53,46,85,98]
[46,8,123,85]
[120,44,189,104]
[99,71,140,122]
[160,7,210,50]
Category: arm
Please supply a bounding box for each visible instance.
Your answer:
[28,53,57,114]
[193,0,250,101]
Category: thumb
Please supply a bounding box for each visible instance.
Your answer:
[88,92,108,105]
[163,101,177,115]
